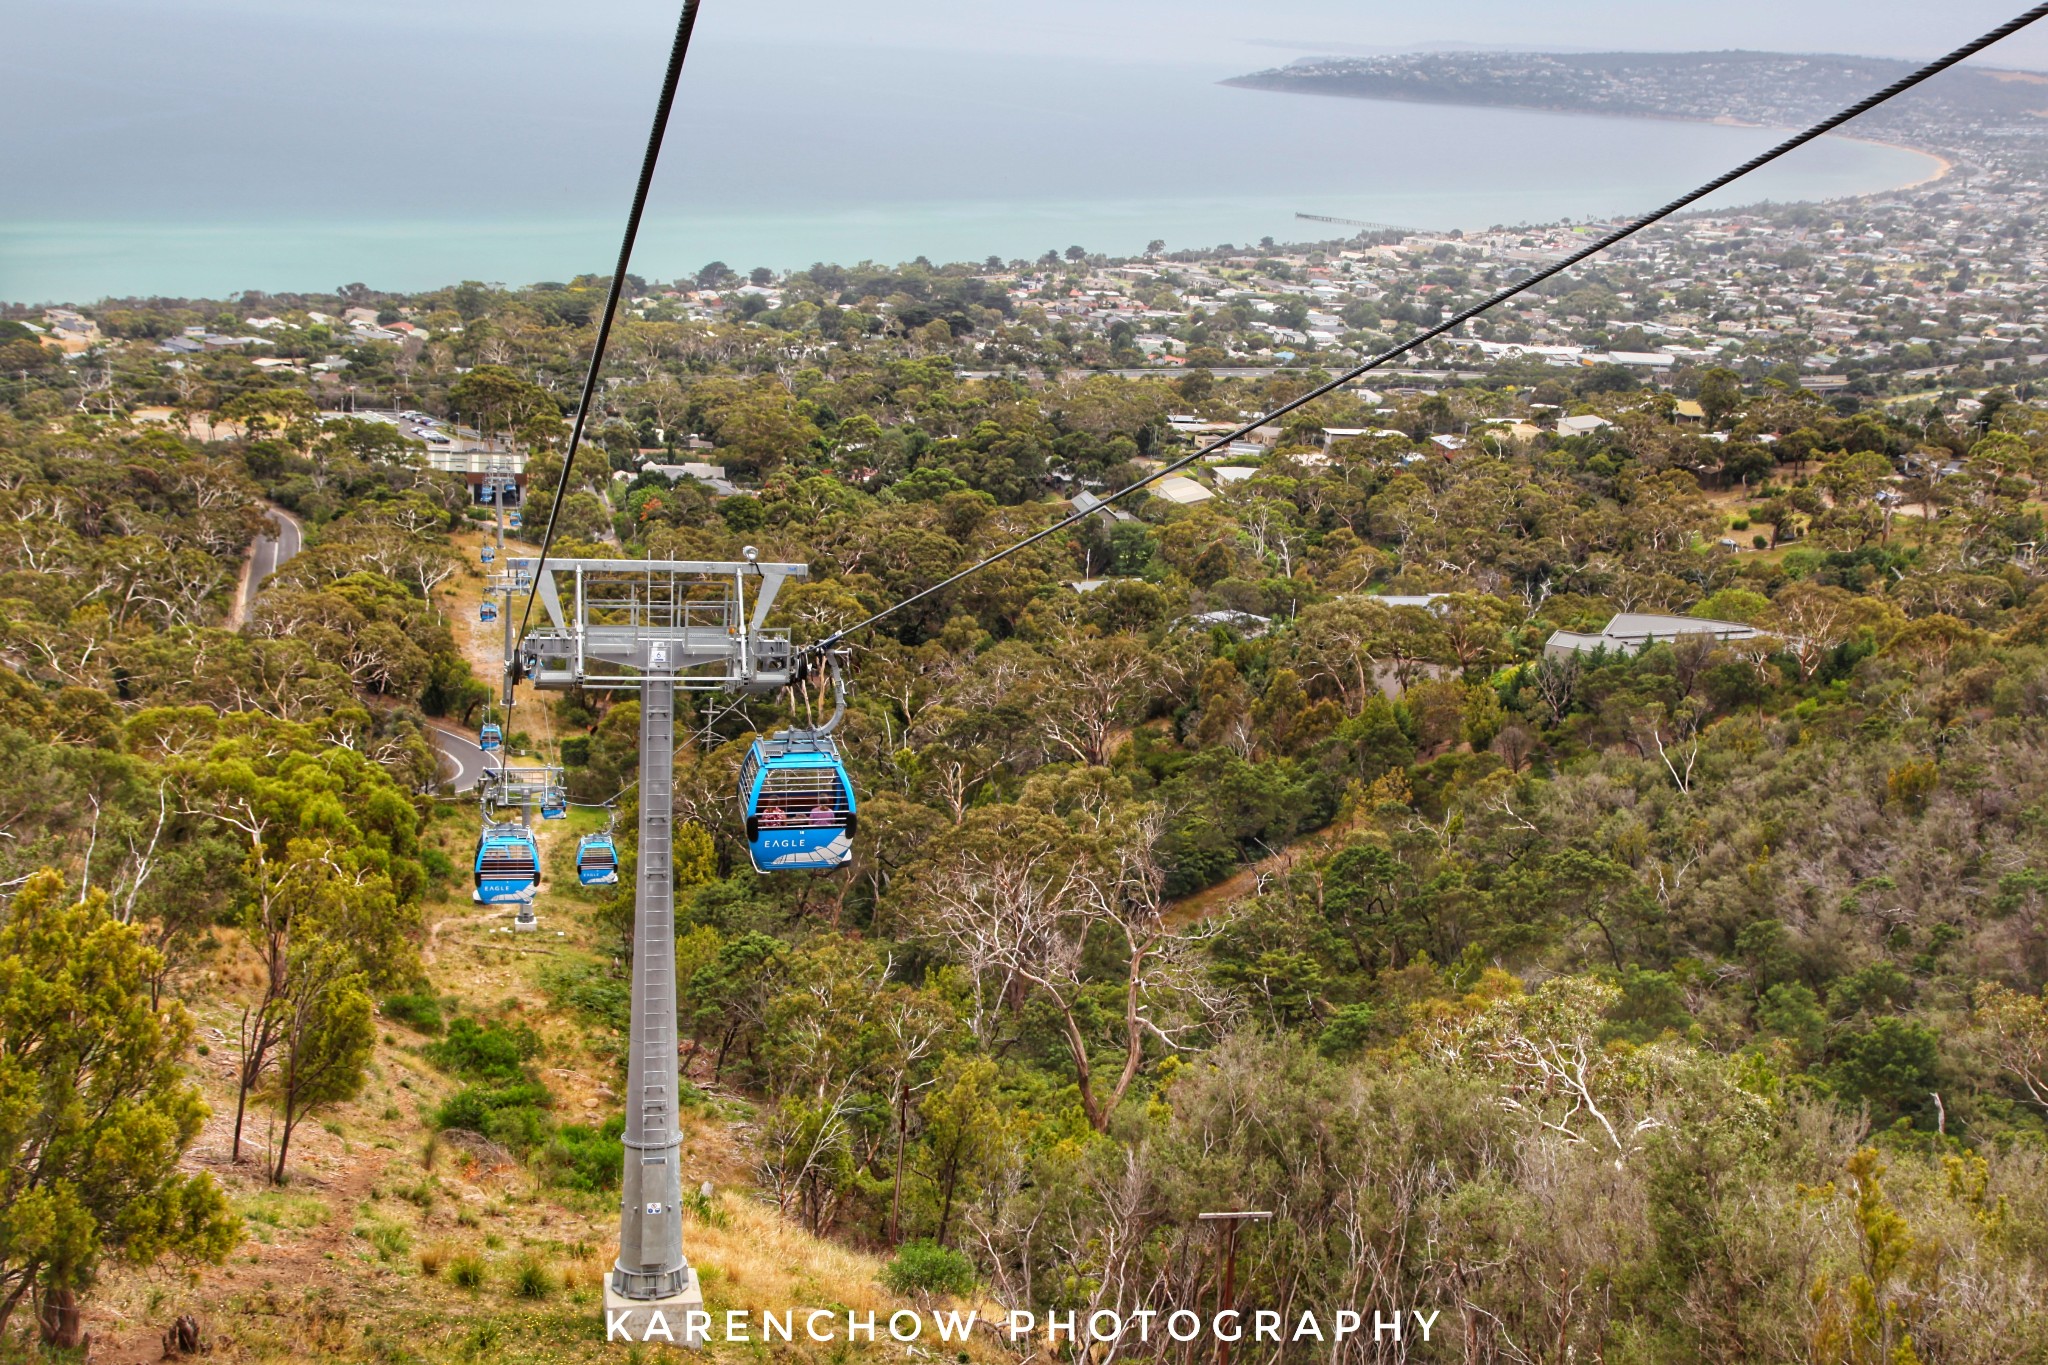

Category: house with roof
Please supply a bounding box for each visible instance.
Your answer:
[40,309,100,353]
[1070,490,1135,524]
[1150,474,1214,506]
[1544,612,1762,658]
[642,460,737,497]
[1182,609,1271,637]
[1554,414,1614,438]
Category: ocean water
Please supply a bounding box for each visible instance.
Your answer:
[1,8,1940,304]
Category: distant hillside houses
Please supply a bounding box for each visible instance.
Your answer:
[40,308,101,353]
[1451,339,1685,371]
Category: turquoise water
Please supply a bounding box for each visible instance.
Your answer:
[1,17,1939,304]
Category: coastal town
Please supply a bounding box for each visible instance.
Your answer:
[14,165,2048,424]
[22,9,2048,1362]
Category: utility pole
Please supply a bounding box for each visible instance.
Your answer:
[1197,1211,1271,1365]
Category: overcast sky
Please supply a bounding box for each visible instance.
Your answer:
[11,0,2037,299]
[15,0,2048,68]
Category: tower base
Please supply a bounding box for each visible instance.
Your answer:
[603,1270,705,1348]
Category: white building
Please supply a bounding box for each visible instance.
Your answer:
[1150,474,1214,505]
[1544,613,1761,658]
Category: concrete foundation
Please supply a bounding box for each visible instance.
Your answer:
[603,1270,705,1347]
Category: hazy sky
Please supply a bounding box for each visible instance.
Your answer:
[6,0,2042,300]
[14,0,2048,68]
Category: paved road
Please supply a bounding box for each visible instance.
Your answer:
[248,505,302,595]
[235,499,485,797]
[427,723,493,795]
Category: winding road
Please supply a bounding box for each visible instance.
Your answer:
[228,504,302,628]
[248,505,302,594]
[427,723,492,794]
[235,502,488,795]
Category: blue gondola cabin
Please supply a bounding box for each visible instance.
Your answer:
[539,788,568,820]
[479,722,502,752]
[474,823,539,903]
[577,832,619,885]
[740,734,856,872]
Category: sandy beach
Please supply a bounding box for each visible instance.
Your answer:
[1832,136,1954,192]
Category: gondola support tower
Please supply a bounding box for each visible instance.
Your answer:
[512,556,808,1343]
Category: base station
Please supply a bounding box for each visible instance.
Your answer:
[603,1270,705,1347]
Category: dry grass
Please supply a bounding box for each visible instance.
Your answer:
[686,1194,899,1321]
[560,1244,611,1294]
[74,799,1013,1364]
[417,1240,454,1278]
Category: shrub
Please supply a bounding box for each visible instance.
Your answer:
[512,1258,554,1300]
[1831,1018,1943,1126]
[539,1115,624,1192]
[450,1254,486,1289]
[1753,534,1769,549]
[1886,759,1939,813]
[418,1242,453,1277]
[880,1240,975,1297]
[436,1085,554,1154]
[1315,1003,1379,1059]
[359,1221,411,1262]
[426,1018,540,1083]
[396,1178,438,1209]
[383,991,445,1035]
[682,1188,729,1230]
[436,1080,548,1131]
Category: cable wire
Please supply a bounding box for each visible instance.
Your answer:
[817,1,2048,651]
[514,0,703,648]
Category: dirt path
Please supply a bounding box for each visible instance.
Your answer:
[91,1140,399,1365]
[443,528,556,754]
[1164,819,1362,928]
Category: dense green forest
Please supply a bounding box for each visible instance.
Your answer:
[5,264,2048,1364]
